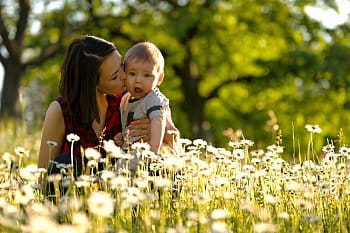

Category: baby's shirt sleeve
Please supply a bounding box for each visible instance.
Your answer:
[144,91,169,119]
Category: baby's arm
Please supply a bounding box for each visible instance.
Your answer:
[144,90,169,154]
[163,114,180,153]
[149,115,166,154]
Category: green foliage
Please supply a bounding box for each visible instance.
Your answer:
[8,0,350,158]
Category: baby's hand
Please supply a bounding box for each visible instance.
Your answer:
[114,133,123,147]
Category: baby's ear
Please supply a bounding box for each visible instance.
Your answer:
[157,73,164,85]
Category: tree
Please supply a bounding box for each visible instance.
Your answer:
[0,0,69,119]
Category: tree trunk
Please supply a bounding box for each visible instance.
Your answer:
[182,87,206,139]
[0,61,23,119]
[175,52,208,140]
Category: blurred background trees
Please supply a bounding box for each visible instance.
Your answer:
[1,0,350,156]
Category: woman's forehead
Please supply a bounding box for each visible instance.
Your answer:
[100,51,122,73]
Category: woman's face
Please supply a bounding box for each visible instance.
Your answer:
[97,51,126,95]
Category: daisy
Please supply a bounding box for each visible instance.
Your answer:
[14,146,29,157]
[14,185,35,205]
[305,124,322,134]
[322,144,335,153]
[131,142,150,151]
[253,222,278,233]
[84,148,101,160]
[240,139,254,147]
[66,133,80,142]
[232,149,245,160]
[46,140,58,147]
[179,138,192,146]
[193,139,207,147]
[210,209,230,221]
[103,139,123,158]
[210,221,230,233]
[88,191,115,218]
[251,149,264,157]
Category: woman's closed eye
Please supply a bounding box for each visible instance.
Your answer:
[111,68,120,80]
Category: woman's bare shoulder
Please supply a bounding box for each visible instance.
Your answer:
[44,100,64,124]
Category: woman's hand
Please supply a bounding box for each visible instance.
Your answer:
[128,118,151,142]
[114,132,123,146]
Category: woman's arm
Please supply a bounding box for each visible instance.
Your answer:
[38,101,65,169]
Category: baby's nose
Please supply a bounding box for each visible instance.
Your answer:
[136,74,143,82]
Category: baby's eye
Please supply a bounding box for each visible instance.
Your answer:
[128,71,136,76]
[144,74,152,78]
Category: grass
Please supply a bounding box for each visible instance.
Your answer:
[0,124,349,233]
[0,120,41,163]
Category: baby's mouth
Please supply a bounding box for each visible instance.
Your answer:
[134,87,143,93]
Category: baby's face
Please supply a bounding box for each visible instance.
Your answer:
[124,58,162,99]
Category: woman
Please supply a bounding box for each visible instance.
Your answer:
[38,35,178,175]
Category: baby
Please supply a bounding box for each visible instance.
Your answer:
[116,42,174,154]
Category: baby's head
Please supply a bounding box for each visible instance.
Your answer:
[124,42,165,99]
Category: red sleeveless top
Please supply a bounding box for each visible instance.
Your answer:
[56,94,122,157]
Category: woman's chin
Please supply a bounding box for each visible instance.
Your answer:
[116,87,126,94]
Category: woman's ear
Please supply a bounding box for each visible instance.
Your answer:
[157,73,164,85]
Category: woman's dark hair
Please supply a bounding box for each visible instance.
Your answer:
[59,35,116,127]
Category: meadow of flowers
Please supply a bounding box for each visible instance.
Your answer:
[0,124,349,233]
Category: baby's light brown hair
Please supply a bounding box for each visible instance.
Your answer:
[124,42,164,74]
